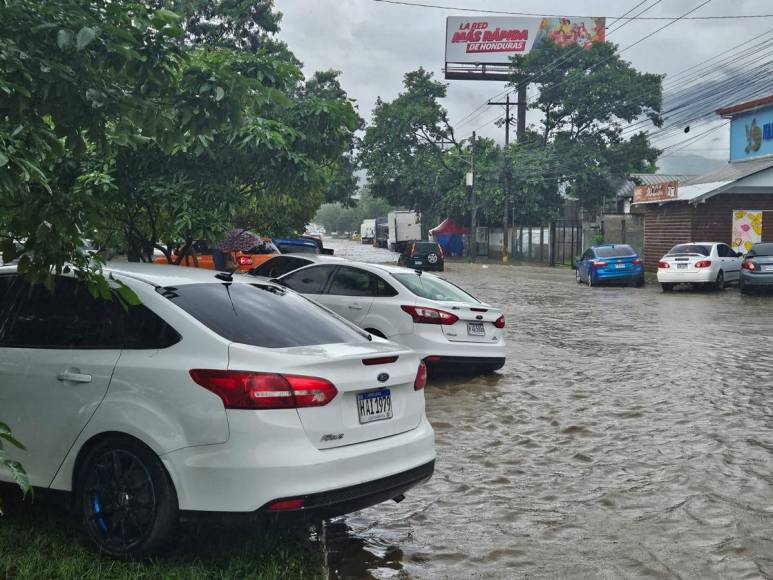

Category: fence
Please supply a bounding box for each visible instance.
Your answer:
[470,221,582,267]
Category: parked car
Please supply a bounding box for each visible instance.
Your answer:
[657,242,742,291]
[740,242,773,294]
[275,262,506,373]
[351,232,362,242]
[272,237,319,255]
[302,234,334,255]
[153,239,280,272]
[249,254,345,279]
[0,263,435,557]
[575,244,644,287]
[398,241,445,272]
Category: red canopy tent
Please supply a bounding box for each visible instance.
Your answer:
[429,218,468,256]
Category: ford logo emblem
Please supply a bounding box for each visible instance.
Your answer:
[377,373,389,383]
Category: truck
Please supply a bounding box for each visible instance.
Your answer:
[374,216,389,248]
[387,210,422,253]
[360,219,376,244]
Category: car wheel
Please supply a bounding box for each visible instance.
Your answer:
[661,283,674,292]
[587,272,594,287]
[426,253,439,265]
[77,437,178,559]
[438,264,445,272]
[715,270,725,291]
[635,275,645,288]
[575,269,582,284]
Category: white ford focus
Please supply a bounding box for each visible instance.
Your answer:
[272,262,506,373]
[0,263,435,557]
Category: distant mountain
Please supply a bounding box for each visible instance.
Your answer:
[657,154,727,176]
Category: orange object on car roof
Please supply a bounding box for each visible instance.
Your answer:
[153,239,279,272]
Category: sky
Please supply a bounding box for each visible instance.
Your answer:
[278,0,773,174]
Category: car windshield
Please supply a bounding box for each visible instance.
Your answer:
[277,243,317,254]
[594,245,636,258]
[748,243,773,257]
[392,273,478,303]
[161,282,367,348]
[667,244,710,256]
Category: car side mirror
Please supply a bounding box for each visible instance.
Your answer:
[737,251,744,258]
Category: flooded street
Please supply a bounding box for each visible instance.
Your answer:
[322,239,773,579]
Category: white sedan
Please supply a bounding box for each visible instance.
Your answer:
[0,263,434,557]
[275,262,506,373]
[657,242,743,291]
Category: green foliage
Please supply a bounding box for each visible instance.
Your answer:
[314,189,393,234]
[510,41,663,212]
[0,422,29,514]
[1,0,361,270]
[361,68,463,217]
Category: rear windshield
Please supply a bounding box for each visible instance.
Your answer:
[414,242,439,253]
[594,245,636,258]
[277,243,317,254]
[392,273,478,303]
[162,283,366,348]
[748,243,773,257]
[250,256,311,278]
[667,244,710,257]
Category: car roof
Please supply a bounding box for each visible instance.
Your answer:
[591,243,633,249]
[103,262,263,287]
[275,254,346,263]
[273,237,317,245]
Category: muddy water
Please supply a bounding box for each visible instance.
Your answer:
[322,240,773,579]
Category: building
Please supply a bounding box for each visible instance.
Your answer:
[634,96,773,270]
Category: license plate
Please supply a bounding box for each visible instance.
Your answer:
[615,263,626,269]
[357,389,393,424]
[764,265,773,272]
[677,263,688,269]
[468,322,485,336]
[414,260,423,266]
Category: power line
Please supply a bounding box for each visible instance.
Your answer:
[370,0,773,20]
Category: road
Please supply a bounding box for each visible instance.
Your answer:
[321,239,773,579]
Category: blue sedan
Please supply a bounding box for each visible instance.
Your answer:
[575,244,645,287]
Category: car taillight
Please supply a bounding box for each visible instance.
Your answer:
[410,243,416,257]
[695,260,712,268]
[266,498,305,511]
[414,361,427,391]
[438,245,445,258]
[632,258,642,265]
[591,260,608,268]
[658,261,670,269]
[494,314,505,329]
[742,260,756,271]
[400,305,459,325]
[189,370,337,409]
[238,256,253,266]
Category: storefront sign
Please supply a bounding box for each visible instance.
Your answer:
[445,16,605,65]
[633,180,679,204]
[730,105,773,161]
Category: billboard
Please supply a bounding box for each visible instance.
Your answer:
[731,210,763,254]
[446,16,605,66]
[729,106,773,162]
[633,180,679,204]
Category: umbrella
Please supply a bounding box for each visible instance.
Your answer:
[216,229,261,253]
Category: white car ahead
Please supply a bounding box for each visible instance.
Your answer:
[0,263,435,557]
[657,242,743,291]
[274,262,506,373]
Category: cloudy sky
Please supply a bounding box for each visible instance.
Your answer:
[278,0,773,174]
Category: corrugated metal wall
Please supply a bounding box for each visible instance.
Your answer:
[693,194,773,243]
[643,202,693,271]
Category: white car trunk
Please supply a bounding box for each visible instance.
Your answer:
[435,301,503,344]
[228,342,424,450]
[662,254,706,272]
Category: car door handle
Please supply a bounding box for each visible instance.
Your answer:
[348,304,363,310]
[57,370,92,384]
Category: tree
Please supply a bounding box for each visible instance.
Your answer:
[314,188,392,234]
[510,41,663,213]
[362,69,463,218]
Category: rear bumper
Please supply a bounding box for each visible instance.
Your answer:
[594,266,643,281]
[394,326,506,361]
[657,270,714,283]
[425,356,505,370]
[162,412,435,513]
[741,271,773,287]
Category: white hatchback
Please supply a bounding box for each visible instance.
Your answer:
[0,263,435,557]
[275,262,506,373]
[657,242,743,291]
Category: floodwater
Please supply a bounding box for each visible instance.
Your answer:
[321,239,773,579]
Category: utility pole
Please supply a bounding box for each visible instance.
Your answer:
[488,92,514,262]
[470,131,477,261]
